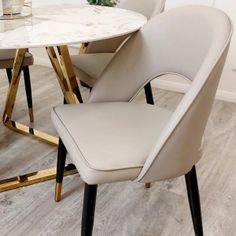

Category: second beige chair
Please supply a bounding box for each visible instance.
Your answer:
[71,0,166,105]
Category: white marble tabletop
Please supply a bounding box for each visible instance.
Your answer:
[0,4,147,49]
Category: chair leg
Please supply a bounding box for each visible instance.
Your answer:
[80,80,92,93]
[23,66,34,122]
[6,68,12,84]
[185,166,203,236]
[144,82,155,105]
[145,183,152,188]
[144,82,154,189]
[55,138,67,202]
[63,97,67,104]
[82,184,98,236]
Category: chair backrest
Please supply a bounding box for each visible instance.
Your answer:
[88,6,232,182]
[117,0,165,18]
[84,0,166,53]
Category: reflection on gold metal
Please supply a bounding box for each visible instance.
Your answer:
[2,48,58,145]
[3,46,83,145]
[46,46,83,105]
[58,46,83,103]
[0,165,78,193]
[3,48,27,123]
[55,183,62,202]
[145,183,151,188]
[4,120,58,145]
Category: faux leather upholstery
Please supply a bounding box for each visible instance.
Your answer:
[52,6,232,185]
[0,49,33,69]
[71,53,113,88]
[71,0,166,87]
[52,103,172,184]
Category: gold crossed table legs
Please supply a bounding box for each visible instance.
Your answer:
[0,46,82,193]
[2,48,59,146]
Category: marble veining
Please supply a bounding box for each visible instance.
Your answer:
[0,4,147,49]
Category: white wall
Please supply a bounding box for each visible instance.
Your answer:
[156,0,236,102]
[166,0,214,7]
[214,0,236,98]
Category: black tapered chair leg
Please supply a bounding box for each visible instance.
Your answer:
[144,82,154,189]
[55,138,67,202]
[82,184,98,236]
[6,68,12,84]
[144,82,155,105]
[185,166,203,236]
[23,66,34,122]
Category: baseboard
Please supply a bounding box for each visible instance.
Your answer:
[152,79,189,94]
[215,90,236,103]
[152,79,236,104]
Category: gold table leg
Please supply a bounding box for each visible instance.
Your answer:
[0,46,83,193]
[47,46,84,201]
[2,48,59,145]
[46,46,83,104]
[0,164,78,193]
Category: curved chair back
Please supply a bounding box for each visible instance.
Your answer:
[84,0,166,53]
[117,0,165,18]
[88,6,232,182]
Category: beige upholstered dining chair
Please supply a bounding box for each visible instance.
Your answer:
[52,5,232,236]
[1,49,34,122]
[71,0,166,105]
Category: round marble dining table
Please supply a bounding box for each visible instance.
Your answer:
[0,4,147,193]
[0,4,147,48]
[1,4,147,140]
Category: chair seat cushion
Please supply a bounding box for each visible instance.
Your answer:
[71,53,113,88]
[0,49,34,69]
[51,102,172,184]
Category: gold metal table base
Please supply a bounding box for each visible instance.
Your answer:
[1,46,83,192]
[4,120,59,145]
[0,164,78,193]
[2,46,82,145]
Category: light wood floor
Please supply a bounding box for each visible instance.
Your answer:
[0,65,236,236]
